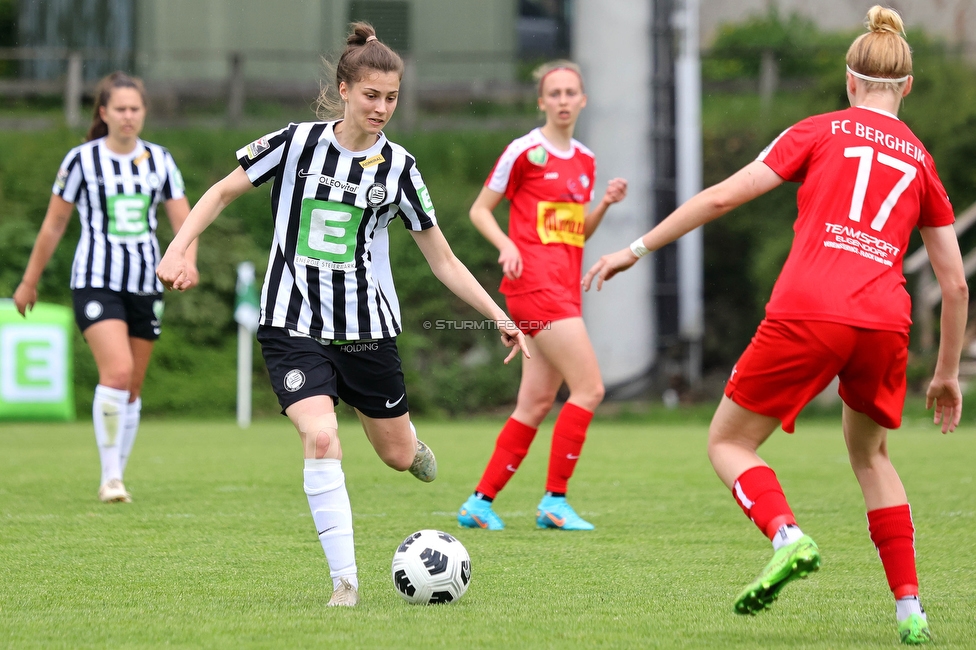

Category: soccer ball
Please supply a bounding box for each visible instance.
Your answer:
[391,529,471,604]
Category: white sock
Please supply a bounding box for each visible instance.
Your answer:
[303,458,358,590]
[120,397,142,478]
[896,595,926,622]
[93,385,129,485]
[772,524,805,551]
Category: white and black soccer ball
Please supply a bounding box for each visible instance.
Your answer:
[391,529,471,604]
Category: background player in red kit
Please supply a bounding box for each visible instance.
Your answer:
[457,60,627,531]
[583,6,965,645]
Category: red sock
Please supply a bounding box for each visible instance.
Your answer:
[545,403,593,494]
[732,466,797,540]
[868,504,919,599]
[475,418,537,499]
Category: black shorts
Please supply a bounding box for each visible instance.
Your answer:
[257,326,409,418]
[72,287,163,340]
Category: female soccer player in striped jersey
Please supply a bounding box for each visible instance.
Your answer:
[14,71,197,504]
[156,23,528,608]
[457,60,627,531]
[584,7,965,645]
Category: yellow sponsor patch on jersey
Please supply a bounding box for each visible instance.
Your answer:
[133,151,150,166]
[536,201,584,247]
[360,154,385,168]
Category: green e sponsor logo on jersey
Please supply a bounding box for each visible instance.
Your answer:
[297,198,364,270]
[107,194,150,236]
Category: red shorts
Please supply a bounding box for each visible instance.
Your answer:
[725,319,909,432]
[504,288,581,337]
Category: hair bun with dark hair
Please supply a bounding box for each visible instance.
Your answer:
[314,21,403,121]
[348,21,377,46]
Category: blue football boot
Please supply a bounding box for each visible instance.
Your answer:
[536,494,594,530]
[458,494,505,530]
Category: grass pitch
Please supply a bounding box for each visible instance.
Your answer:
[1,413,975,649]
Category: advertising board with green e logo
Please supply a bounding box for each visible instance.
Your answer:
[0,300,75,421]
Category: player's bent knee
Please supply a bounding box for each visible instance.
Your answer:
[299,413,339,459]
[848,448,890,473]
[100,366,134,390]
[380,446,413,472]
[312,429,338,458]
[567,383,604,410]
[520,393,557,421]
[706,433,732,463]
[590,382,606,405]
[526,403,553,424]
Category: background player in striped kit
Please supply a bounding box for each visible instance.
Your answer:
[14,71,197,504]
[457,60,627,531]
[156,23,528,607]
[583,7,965,645]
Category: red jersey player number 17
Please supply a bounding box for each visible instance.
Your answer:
[582,5,965,645]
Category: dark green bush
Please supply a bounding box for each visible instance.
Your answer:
[4,12,976,416]
[0,126,527,418]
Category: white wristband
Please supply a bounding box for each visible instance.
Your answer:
[629,237,650,259]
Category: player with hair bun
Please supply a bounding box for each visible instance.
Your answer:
[14,71,197,505]
[584,6,965,645]
[457,60,627,532]
[156,23,527,608]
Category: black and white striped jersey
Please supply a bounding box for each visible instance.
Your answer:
[237,121,437,340]
[54,138,185,293]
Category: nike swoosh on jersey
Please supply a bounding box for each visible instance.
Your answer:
[385,394,405,408]
[296,170,360,193]
[566,454,580,460]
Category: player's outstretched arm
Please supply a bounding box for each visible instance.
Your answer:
[920,224,968,433]
[13,195,74,316]
[582,160,783,292]
[157,167,253,292]
[410,226,530,363]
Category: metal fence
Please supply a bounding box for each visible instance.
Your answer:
[0,47,537,130]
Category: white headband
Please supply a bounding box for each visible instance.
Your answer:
[846,65,910,84]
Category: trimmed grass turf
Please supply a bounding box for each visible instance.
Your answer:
[1,415,974,648]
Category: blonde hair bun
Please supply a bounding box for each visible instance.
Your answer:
[846,5,912,84]
[866,5,905,35]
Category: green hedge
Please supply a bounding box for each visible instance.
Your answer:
[4,17,976,417]
[0,127,528,418]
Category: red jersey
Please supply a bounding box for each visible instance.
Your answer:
[758,106,954,333]
[485,128,596,300]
